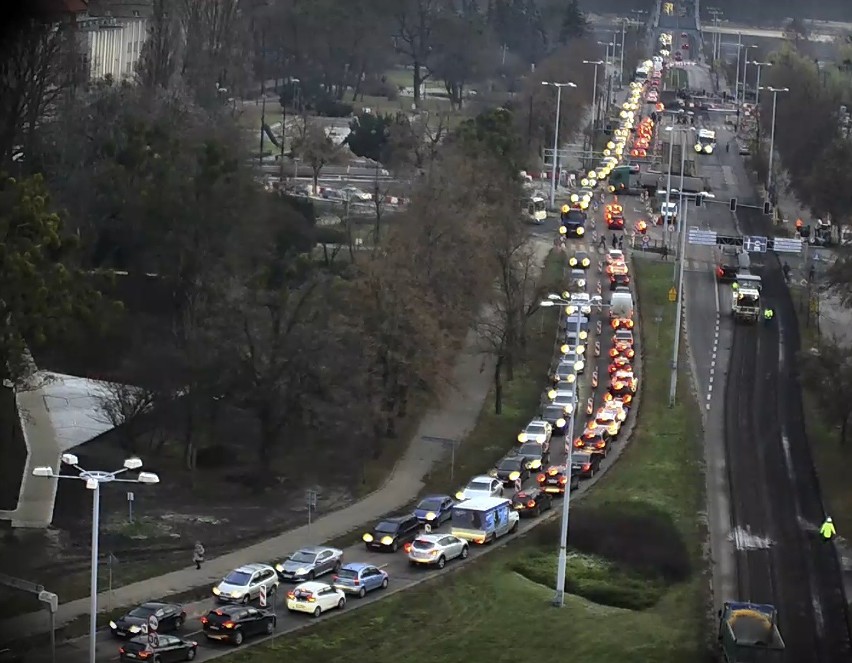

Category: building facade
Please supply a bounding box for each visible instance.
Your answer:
[78,0,151,80]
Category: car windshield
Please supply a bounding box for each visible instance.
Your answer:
[451,508,485,529]
[572,453,591,463]
[417,498,444,511]
[290,551,317,564]
[565,211,586,223]
[127,606,156,618]
[519,443,541,456]
[497,458,520,470]
[543,406,564,419]
[223,571,251,586]
[375,521,400,533]
[526,422,546,433]
[336,569,359,580]
[467,480,492,492]
[412,539,435,550]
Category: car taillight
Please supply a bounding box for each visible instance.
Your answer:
[404,542,413,553]
[200,617,208,624]
[307,596,316,602]
[287,592,295,599]
[353,579,360,585]
[527,500,536,508]
[537,473,546,482]
[332,575,338,581]
[573,439,582,447]
[716,267,723,277]
[582,463,591,471]
[119,649,125,655]
[559,476,567,485]
[224,622,235,629]
[138,652,151,659]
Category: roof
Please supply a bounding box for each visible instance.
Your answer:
[340,562,373,571]
[699,128,716,138]
[419,494,451,501]
[468,475,495,483]
[413,533,445,543]
[235,563,273,572]
[293,581,333,592]
[377,513,415,523]
[455,496,511,511]
[295,545,335,554]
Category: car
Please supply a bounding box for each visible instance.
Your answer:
[456,475,504,501]
[110,603,186,639]
[608,356,633,374]
[212,564,279,604]
[570,292,593,315]
[738,141,751,156]
[540,403,570,431]
[568,269,587,290]
[340,186,372,202]
[550,389,576,416]
[517,418,553,446]
[274,546,343,582]
[611,316,634,331]
[613,330,634,346]
[607,214,625,230]
[681,42,689,50]
[606,261,629,277]
[610,341,635,360]
[716,263,738,282]
[286,581,346,617]
[561,314,590,339]
[569,251,591,269]
[610,273,631,290]
[609,375,638,401]
[489,455,532,485]
[511,487,553,517]
[550,360,578,383]
[606,249,625,265]
[590,410,623,438]
[119,635,197,662]
[575,427,612,452]
[559,351,585,374]
[572,450,605,478]
[536,465,580,494]
[510,441,549,470]
[362,513,421,551]
[332,563,389,597]
[201,606,276,645]
[563,331,587,355]
[413,494,455,528]
[548,380,577,398]
[408,533,469,568]
[680,31,688,38]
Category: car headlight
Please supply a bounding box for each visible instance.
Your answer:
[212,587,221,595]
[705,145,713,154]
[576,345,586,354]
[547,389,557,400]
[578,279,586,287]
[230,590,242,598]
[570,194,579,203]
[559,225,567,235]
[109,621,117,629]
[509,471,521,481]
[129,625,141,634]
[694,144,702,152]
[536,434,546,444]
[426,512,436,521]
[556,418,567,428]
[275,563,284,572]
[564,404,574,415]
[579,331,588,340]
[380,536,394,546]
[295,568,308,576]
[569,258,577,266]
[529,459,541,469]
[575,361,585,371]
[518,432,528,442]
[582,259,590,267]
[363,533,374,542]
[566,373,576,383]
[455,491,465,500]
[576,226,584,235]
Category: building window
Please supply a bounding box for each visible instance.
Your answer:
[133,10,139,17]
[127,40,132,54]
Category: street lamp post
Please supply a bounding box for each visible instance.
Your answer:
[741,44,758,106]
[540,294,609,607]
[761,86,788,201]
[733,32,742,103]
[583,60,605,132]
[32,455,160,663]
[542,81,578,208]
[619,20,627,87]
[751,62,771,106]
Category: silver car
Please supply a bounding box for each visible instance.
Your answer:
[455,476,504,501]
[212,563,279,604]
[275,546,343,582]
[408,534,469,569]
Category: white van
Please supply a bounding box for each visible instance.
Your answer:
[610,288,634,319]
[451,497,519,545]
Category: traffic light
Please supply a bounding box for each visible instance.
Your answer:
[694,195,703,207]
[763,201,771,215]
[729,198,737,212]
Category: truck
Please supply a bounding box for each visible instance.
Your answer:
[451,497,519,545]
[731,270,762,323]
[718,602,785,662]
[523,195,547,224]
[608,164,664,195]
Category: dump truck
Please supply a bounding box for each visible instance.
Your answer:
[718,602,785,662]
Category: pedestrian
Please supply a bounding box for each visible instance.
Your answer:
[598,234,607,250]
[193,541,205,570]
[661,244,668,260]
[618,236,624,249]
[820,517,837,541]
[611,234,617,249]
[809,264,816,281]
[782,262,791,283]
[726,142,730,153]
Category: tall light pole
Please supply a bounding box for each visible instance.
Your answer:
[540,294,610,607]
[583,60,605,131]
[762,86,788,201]
[33,455,160,663]
[741,44,757,101]
[668,191,714,407]
[619,20,627,87]
[707,8,723,62]
[733,33,742,103]
[751,62,771,105]
[542,81,578,208]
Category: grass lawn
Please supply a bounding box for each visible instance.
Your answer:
[665,67,687,90]
[223,258,708,663]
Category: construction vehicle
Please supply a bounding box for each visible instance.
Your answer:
[694,128,717,154]
[718,602,785,662]
[523,195,547,224]
[731,270,762,323]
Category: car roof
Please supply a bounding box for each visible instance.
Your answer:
[381,513,416,523]
[234,563,273,573]
[469,475,496,483]
[296,546,331,555]
[138,602,171,610]
[420,493,451,501]
[526,419,548,427]
[341,562,374,572]
[294,581,333,592]
[414,533,448,544]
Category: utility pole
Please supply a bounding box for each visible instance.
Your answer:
[734,32,742,104]
[258,29,266,166]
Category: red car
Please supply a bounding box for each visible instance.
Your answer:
[607,215,625,230]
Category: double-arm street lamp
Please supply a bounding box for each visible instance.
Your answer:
[582,60,605,131]
[539,294,610,607]
[33,455,160,663]
[542,81,578,208]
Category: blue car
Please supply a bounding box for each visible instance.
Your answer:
[413,494,455,529]
[332,563,389,598]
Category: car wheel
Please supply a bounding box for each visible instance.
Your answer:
[241,595,250,605]
[358,587,367,599]
[313,606,322,618]
[265,621,274,635]
[437,556,446,569]
[391,540,399,552]
[333,561,341,573]
[460,546,469,559]
[381,577,389,589]
[307,571,315,581]
[174,616,184,630]
[337,598,346,610]
[511,520,519,533]
[535,506,542,517]
[233,631,244,646]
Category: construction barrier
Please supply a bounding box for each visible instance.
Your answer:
[598,260,603,274]
[586,397,594,415]
[596,320,602,335]
[596,281,602,295]
[594,341,601,357]
[591,370,599,388]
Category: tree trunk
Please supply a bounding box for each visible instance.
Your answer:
[312,169,320,195]
[840,413,849,445]
[412,61,423,107]
[493,355,504,414]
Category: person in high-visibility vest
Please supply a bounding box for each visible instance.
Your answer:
[820,517,837,541]
[732,282,739,290]
[796,218,804,231]
[763,308,774,321]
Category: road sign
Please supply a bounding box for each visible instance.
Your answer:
[743,235,768,253]
[687,227,717,246]
[147,633,159,649]
[642,235,650,247]
[668,287,677,302]
[148,615,159,632]
[771,237,804,253]
[140,624,148,635]
[258,584,267,607]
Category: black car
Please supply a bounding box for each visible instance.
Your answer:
[610,273,631,290]
[363,514,421,551]
[716,263,737,283]
[550,360,579,383]
[201,607,276,645]
[110,603,186,639]
[536,465,581,494]
[567,269,588,291]
[510,441,550,470]
[568,251,592,270]
[561,314,590,338]
[119,635,197,662]
[607,215,625,230]
[561,209,587,238]
[511,488,553,517]
[541,404,570,432]
[490,455,532,485]
[572,450,605,478]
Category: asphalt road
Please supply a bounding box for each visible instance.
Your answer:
[22,206,642,663]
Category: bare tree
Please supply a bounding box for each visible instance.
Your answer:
[292,119,341,194]
[394,0,440,107]
[136,0,180,89]
[95,382,159,454]
[799,337,852,444]
[389,111,450,171]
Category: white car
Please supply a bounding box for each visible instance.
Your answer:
[212,563,279,604]
[286,581,346,617]
[606,250,625,265]
[408,534,470,568]
[551,390,576,415]
[570,292,592,315]
[455,476,504,501]
[517,418,553,445]
[340,186,373,202]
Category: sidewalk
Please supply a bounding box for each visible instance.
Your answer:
[4,324,497,639]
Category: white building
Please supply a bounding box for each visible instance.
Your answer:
[78,0,151,80]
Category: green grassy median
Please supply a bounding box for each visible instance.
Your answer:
[224,258,706,663]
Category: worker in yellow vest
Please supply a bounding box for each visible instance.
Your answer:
[820,517,836,541]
